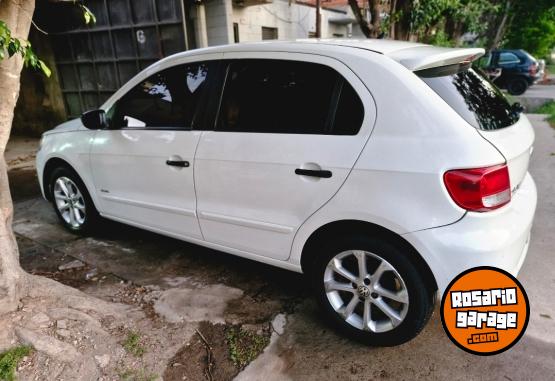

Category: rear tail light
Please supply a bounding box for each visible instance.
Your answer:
[443,164,511,212]
[530,63,537,76]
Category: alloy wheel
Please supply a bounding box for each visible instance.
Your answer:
[324,250,409,333]
[53,176,86,228]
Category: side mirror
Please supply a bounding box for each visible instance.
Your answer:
[81,109,107,130]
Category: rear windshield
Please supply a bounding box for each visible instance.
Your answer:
[419,67,519,131]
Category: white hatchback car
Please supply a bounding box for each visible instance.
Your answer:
[36,40,537,346]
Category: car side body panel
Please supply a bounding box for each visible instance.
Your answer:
[194,51,377,261]
[36,120,97,206]
[289,48,505,266]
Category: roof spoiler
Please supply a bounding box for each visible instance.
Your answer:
[387,46,485,71]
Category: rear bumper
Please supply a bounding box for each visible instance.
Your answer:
[403,172,537,294]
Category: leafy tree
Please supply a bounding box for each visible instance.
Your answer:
[503,3,555,58]
[348,0,554,57]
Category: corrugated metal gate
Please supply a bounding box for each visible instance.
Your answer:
[50,0,188,117]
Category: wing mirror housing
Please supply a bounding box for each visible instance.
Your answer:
[81,109,108,130]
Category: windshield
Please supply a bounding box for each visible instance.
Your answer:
[419,67,520,131]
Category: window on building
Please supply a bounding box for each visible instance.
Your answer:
[217,59,364,135]
[110,62,211,129]
[233,23,240,43]
[261,27,278,40]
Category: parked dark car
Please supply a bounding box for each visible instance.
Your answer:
[477,49,541,95]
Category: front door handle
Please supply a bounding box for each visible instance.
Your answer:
[295,168,332,178]
[166,160,190,168]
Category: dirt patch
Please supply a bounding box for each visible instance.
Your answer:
[225,295,282,324]
[112,284,160,322]
[164,321,271,381]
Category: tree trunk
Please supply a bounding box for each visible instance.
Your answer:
[393,0,412,41]
[368,0,380,38]
[490,0,512,50]
[349,0,383,38]
[389,0,397,39]
[0,0,36,314]
[484,0,512,51]
[348,0,371,38]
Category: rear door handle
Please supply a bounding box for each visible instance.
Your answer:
[166,160,190,168]
[295,168,332,178]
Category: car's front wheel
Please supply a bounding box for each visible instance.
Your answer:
[309,235,435,346]
[48,166,99,233]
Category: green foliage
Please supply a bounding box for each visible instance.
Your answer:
[427,29,455,47]
[226,327,269,369]
[410,0,458,37]
[0,21,50,77]
[0,5,96,77]
[449,0,499,36]
[399,0,498,46]
[536,101,555,128]
[122,331,146,357]
[81,5,97,25]
[504,6,555,59]
[118,368,157,381]
[0,346,33,381]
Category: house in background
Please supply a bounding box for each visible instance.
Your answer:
[14,0,359,135]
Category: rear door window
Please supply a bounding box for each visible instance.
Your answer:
[216,59,363,135]
[498,52,520,65]
[419,67,520,131]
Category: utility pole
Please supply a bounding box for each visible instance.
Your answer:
[315,0,321,38]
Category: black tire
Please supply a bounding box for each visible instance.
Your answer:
[48,166,99,233]
[507,78,528,95]
[308,234,435,346]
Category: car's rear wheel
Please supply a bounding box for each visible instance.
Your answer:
[49,167,99,233]
[507,78,528,95]
[309,235,435,346]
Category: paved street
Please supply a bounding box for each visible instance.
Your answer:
[7,114,555,380]
[525,82,555,99]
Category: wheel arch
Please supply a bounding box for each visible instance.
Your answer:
[300,219,438,291]
[43,157,86,202]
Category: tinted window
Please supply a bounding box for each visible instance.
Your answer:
[498,52,520,65]
[217,59,363,135]
[420,67,519,131]
[110,62,210,129]
[333,80,365,135]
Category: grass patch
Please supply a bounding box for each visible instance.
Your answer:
[0,346,32,381]
[546,64,555,74]
[122,330,146,357]
[119,368,157,381]
[536,101,555,127]
[226,327,269,369]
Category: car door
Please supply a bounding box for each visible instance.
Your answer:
[194,53,376,260]
[497,51,521,75]
[90,59,217,240]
